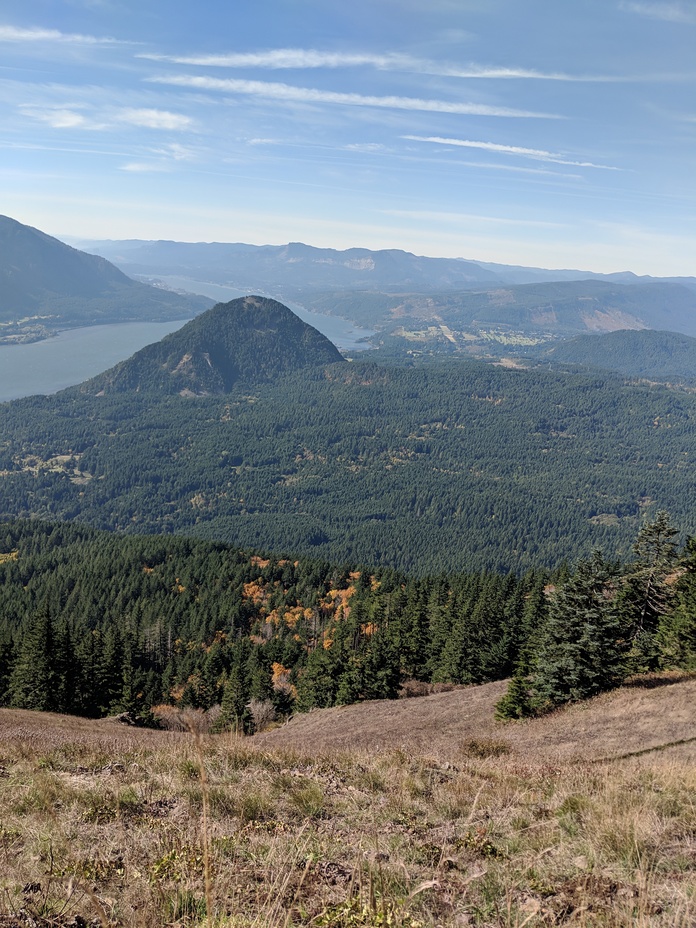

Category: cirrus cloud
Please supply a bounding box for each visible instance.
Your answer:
[117,108,193,130]
[0,24,125,44]
[403,135,620,169]
[138,47,689,83]
[148,74,560,118]
[619,2,696,23]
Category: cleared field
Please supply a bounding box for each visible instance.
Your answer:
[257,674,696,764]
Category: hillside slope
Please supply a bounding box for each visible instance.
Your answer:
[305,279,696,338]
[80,295,345,395]
[543,328,696,379]
[0,215,210,341]
[1,686,693,927]
[257,674,696,762]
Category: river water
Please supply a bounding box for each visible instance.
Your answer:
[0,280,374,403]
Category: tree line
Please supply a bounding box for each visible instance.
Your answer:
[0,515,693,729]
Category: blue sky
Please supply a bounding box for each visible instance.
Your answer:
[1,0,694,275]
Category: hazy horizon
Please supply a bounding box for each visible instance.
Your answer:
[1,1,694,277]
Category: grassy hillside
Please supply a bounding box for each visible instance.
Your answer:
[0,675,693,926]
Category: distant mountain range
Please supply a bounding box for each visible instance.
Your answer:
[3,215,695,357]
[79,236,696,294]
[0,216,211,343]
[78,235,696,347]
[82,295,344,396]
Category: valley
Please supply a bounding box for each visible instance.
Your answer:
[1,218,695,927]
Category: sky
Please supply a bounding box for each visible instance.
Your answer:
[0,0,694,276]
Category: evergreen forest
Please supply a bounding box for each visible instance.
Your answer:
[1,359,695,574]
[0,516,693,728]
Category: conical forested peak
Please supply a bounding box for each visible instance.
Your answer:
[80,295,346,396]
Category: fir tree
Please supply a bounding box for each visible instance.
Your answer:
[617,510,679,672]
[9,606,58,712]
[532,552,626,710]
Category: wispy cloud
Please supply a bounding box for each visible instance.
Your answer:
[119,141,197,173]
[19,104,92,128]
[148,74,560,118]
[117,108,193,130]
[119,161,171,173]
[18,101,192,132]
[619,2,696,23]
[0,24,124,44]
[403,135,620,169]
[383,208,567,228]
[148,142,196,160]
[141,49,414,69]
[344,142,387,153]
[140,47,685,82]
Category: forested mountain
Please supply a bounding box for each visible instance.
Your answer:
[81,295,345,396]
[0,215,211,343]
[541,329,696,380]
[1,329,695,572]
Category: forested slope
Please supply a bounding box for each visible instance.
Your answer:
[0,517,693,726]
[0,359,694,573]
[0,215,210,342]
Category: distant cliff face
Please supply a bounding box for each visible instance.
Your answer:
[81,295,346,395]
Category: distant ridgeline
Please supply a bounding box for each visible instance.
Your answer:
[0,516,693,726]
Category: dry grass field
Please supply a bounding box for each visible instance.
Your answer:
[0,674,694,927]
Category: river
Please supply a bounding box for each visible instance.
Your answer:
[0,281,374,403]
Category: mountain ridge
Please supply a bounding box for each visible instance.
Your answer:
[79,235,696,293]
[0,215,212,342]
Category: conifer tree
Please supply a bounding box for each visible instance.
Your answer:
[617,510,679,672]
[657,536,696,669]
[531,551,626,710]
[9,606,58,712]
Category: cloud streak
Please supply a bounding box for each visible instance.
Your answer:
[19,105,92,129]
[117,108,193,130]
[148,74,560,118]
[403,135,620,169]
[619,2,696,23]
[0,24,125,44]
[140,47,688,82]
[382,208,567,228]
